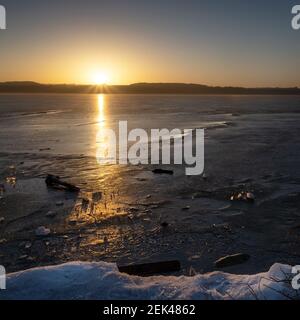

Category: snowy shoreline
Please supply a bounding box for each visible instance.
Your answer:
[0,261,299,300]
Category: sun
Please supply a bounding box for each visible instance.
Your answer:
[92,72,109,85]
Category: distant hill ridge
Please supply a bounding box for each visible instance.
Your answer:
[0,81,299,94]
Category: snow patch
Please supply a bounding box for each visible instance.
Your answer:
[0,262,299,300]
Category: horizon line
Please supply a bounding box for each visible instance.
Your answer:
[0,81,299,89]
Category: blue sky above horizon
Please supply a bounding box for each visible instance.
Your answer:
[0,0,299,86]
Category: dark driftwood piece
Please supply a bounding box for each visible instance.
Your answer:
[152,169,174,175]
[45,174,80,192]
[118,260,181,276]
[214,253,250,268]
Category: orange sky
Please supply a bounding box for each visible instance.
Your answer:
[0,1,299,87]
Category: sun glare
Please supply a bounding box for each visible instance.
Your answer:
[92,72,109,85]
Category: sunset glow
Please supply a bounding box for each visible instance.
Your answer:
[92,72,110,85]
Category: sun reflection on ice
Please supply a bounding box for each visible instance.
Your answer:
[96,94,110,163]
[97,94,105,128]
